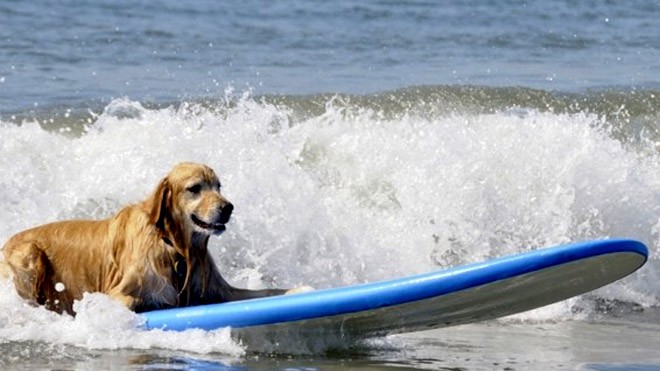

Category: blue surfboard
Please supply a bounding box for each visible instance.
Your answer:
[141,239,648,338]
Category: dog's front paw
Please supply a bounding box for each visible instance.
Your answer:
[285,285,315,295]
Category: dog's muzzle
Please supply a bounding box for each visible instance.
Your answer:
[192,203,233,234]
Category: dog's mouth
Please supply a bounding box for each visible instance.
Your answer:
[191,214,226,234]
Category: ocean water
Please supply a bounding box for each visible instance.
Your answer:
[1,1,660,370]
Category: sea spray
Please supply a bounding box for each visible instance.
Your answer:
[1,92,659,353]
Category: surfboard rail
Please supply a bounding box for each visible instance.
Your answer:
[141,239,648,336]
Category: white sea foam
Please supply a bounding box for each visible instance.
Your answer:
[0,280,244,357]
[0,96,658,351]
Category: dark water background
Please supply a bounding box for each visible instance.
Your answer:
[1,0,659,113]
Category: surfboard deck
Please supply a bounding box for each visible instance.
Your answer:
[141,239,648,338]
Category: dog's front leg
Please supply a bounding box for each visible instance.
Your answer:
[106,286,139,310]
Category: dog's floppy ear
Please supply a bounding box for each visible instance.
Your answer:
[148,177,171,230]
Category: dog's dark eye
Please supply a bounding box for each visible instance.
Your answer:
[187,184,202,194]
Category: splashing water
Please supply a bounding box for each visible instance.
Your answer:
[1,90,659,354]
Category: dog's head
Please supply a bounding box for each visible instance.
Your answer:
[149,162,233,237]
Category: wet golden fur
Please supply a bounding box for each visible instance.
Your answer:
[2,162,295,315]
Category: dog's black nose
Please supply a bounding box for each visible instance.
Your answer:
[219,203,233,224]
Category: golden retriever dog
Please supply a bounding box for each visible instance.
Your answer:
[2,162,305,315]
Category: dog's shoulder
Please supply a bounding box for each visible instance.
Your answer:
[109,216,181,310]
